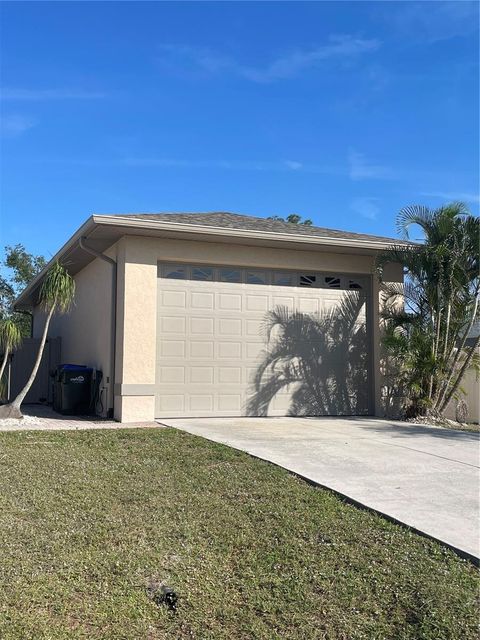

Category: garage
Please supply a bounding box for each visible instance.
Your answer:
[17,211,406,422]
[156,262,371,418]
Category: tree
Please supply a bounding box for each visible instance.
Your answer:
[4,244,47,292]
[0,244,47,337]
[0,319,22,401]
[0,261,75,419]
[376,203,479,420]
[268,213,313,226]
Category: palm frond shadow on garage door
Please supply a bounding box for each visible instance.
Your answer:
[246,292,369,417]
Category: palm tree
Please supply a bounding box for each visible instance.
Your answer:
[0,318,22,401]
[0,261,75,420]
[376,203,479,419]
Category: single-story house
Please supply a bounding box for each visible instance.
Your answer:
[15,212,409,423]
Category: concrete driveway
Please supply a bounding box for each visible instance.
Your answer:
[159,417,480,562]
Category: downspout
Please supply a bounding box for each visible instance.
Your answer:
[78,237,117,419]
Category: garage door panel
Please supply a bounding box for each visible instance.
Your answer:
[190,366,214,384]
[157,394,185,413]
[217,367,242,384]
[190,317,215,335]
[217,293,242,311]
[159,340,186,358]
[190,292,215,309]
[245,319,264,336]
[245,294,269,312]
[217,341,242,359]
[245,341,264,360]
[190,395,214,412]
[217,394,242,412]
[189,341,215,358]
[298,298,320,314]
[156,263,370,418]
[161,316,186,333]
[162,290,187,308]
[158,366,185,383]
[217,318,243,335]
[273,296,295,309]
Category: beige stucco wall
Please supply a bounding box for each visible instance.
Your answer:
[114,235,403,422]
[445,366,480,424]
[34,248,116,416]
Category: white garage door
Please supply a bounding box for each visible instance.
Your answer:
[155,263,370,418]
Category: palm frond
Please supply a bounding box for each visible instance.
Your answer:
[0,318,22,351]
[39,261,75,313]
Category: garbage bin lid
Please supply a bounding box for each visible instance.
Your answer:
[58,364,93,371]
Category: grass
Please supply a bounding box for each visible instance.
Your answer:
[0,428,478,639]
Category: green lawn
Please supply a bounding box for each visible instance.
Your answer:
[0,429,478,639]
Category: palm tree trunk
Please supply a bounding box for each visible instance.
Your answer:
[441,302,452,361]
[440,333,480,414]
[0,347,10,387]
[11,304,55,411]
[428,304,442,401]
[435,296,479,410]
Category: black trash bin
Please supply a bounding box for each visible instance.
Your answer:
[53,364,94,415]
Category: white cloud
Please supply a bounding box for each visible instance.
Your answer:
[385,1,478,44]
[122,156,344,175]
[421,191,480,205]
[285,160,303,170]
[156,35,380,83]
[0,114,36,136]
[350,196,381,220]
[348,149,394,181]
[1,88,107,100]
[240,36,381,82]
[123,157,233,169]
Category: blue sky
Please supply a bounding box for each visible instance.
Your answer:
[0,1,478,258]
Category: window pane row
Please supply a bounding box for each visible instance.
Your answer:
[159,264,364,290]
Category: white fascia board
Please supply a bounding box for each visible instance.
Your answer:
[92,214,408,250]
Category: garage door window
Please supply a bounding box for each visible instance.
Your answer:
[159,263,367,291]
[300,274,316,287]
[192,266,213,281]
[220,268,241,283]
[246,270,267,285]
[349,279,363,290]
[163,265,186,279]
[325,276,341,289]
[274,272,294,286]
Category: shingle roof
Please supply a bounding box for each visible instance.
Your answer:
[108,211,409,244]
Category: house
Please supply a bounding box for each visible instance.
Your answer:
[14,212,408,423]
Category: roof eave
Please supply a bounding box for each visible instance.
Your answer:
[14,216,97,309]
[92,214,412,250]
